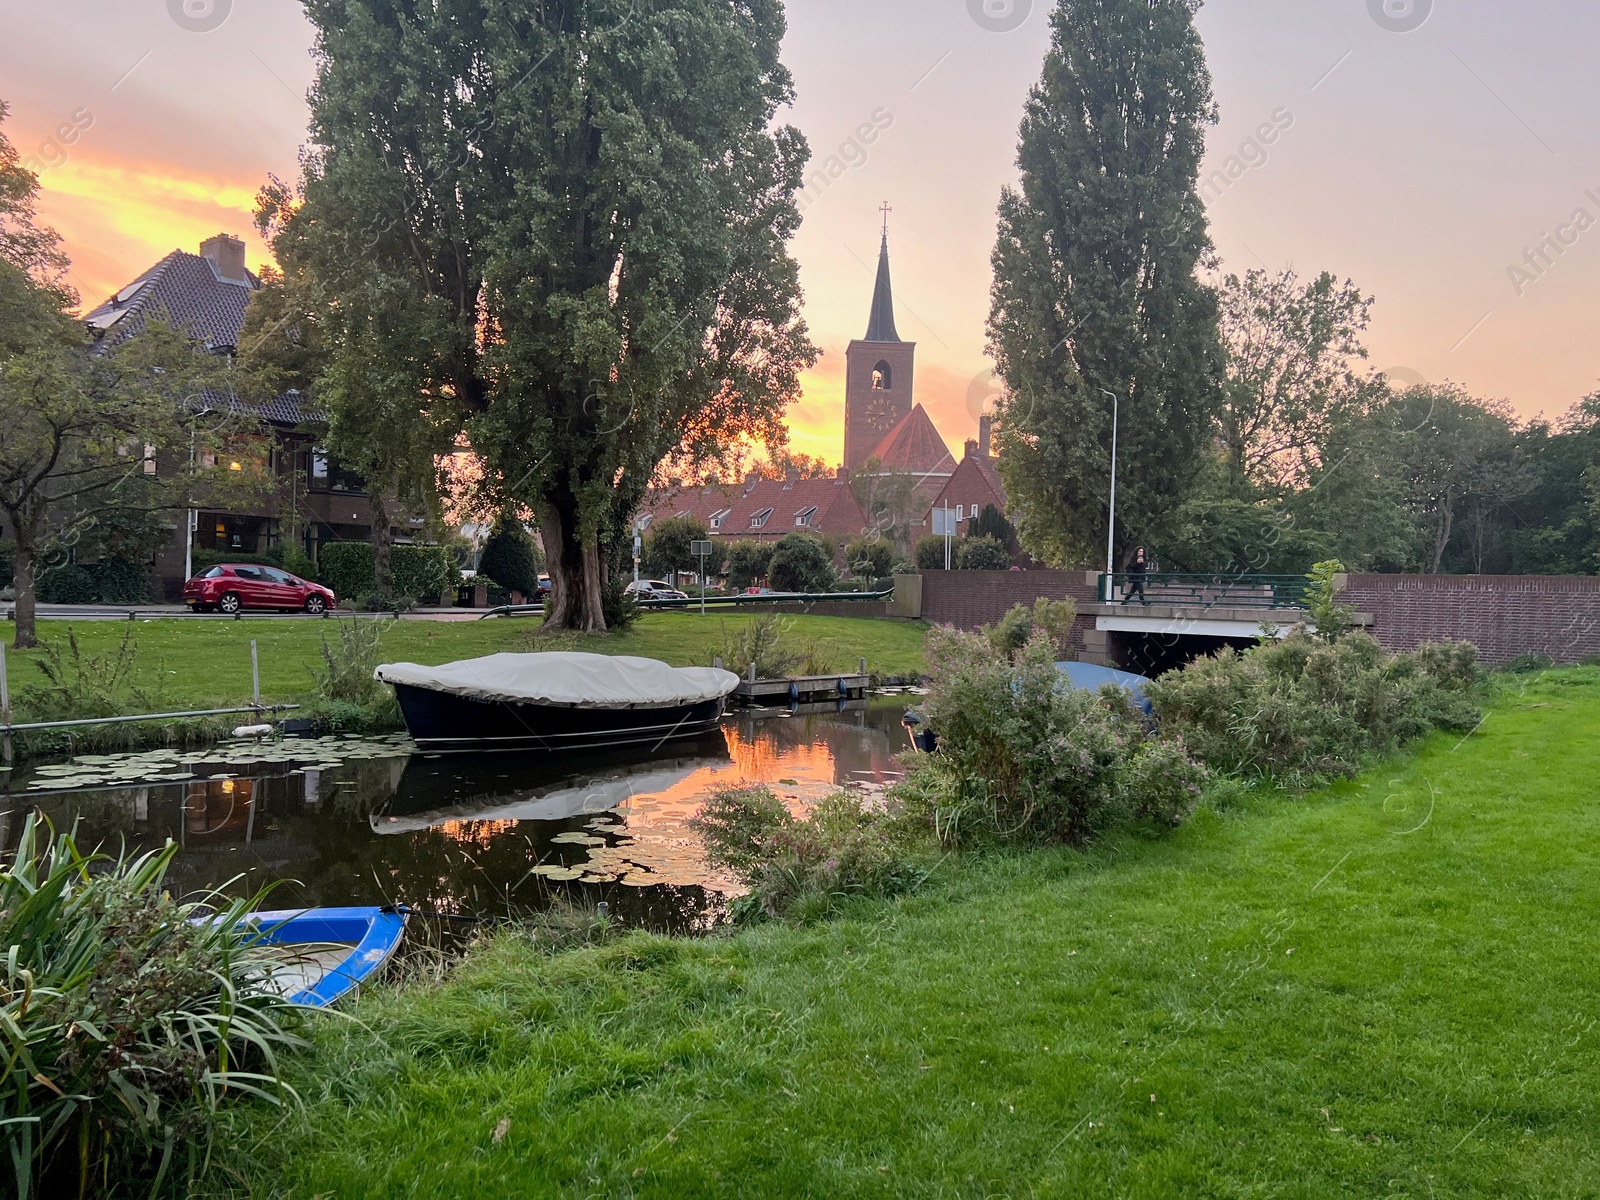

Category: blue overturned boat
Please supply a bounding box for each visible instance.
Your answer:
[903,662,1155,753]
[243,906,407,1007]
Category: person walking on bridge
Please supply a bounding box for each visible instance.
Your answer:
[1126,546,1150,605]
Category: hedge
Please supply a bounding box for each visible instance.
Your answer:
[36,558,150,604]
[316,542,459,603]
[317,543,375,602]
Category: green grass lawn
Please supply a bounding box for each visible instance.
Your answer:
[222,668,1600,1198]
[3,612,927,715]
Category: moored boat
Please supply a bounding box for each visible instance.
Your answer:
[374,652,740,753]
[244,906,407,1007]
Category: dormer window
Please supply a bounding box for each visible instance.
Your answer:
[709,508,730,530]
[751,507,773,529]
[795,506,818,527]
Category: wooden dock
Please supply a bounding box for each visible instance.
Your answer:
[732,673,871,707]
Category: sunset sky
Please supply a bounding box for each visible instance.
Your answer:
[3,0,1597,464]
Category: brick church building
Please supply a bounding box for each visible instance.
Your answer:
[842,227,956,530]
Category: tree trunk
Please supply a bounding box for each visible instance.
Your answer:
[11,537,37,651]
[370,492,393,597]
[1431,492,1455,575]
[539,500,607,632]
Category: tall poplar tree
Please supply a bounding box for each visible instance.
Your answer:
[987,0,1223,568]
[277,0,815,630]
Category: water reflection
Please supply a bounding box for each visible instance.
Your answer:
[1,697,913,934]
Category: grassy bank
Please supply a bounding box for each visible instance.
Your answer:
[221,668,1600,1197]
[2,612,927,717]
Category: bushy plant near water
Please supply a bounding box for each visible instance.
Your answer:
[715,614,836,679]
[1,816,306,1198]
[985,597,1077,657]
[307,618,400,729]
[1146,630,1485,786]
[905,626,1202,847]
[691,787,920,920]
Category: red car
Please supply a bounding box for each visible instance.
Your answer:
[184,564,336,615]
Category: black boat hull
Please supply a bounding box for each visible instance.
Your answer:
[391,683,728,753]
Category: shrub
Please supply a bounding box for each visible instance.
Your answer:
[36,562,97,604]
[644,516,718,579]
[914,534,946,570]
[690,787,918,920]
[1505,652,1555,674]
[20,627,154,726]
[309,618,394,714]
[845,535,895,581]
[1304,559,1354,643]
[92,556,150,603]
[767,532,835,593]
[985,596,1078,658]
[955,535,1011,571]
[970,503,1015,547]
[317,542,375,601]
[1145,630,1485,786]
[908,627,1144,847]
[390,545,457,600]
[280,544,318,583]
[1121,737,1209,826]
[477,519,539,594]
[724,541,773,590]
[715,612,832,679]
[1,816,304,1199]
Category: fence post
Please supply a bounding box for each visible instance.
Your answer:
[251,639,261,709]
[1,639,11,768]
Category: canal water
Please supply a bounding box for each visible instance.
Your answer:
[0,697,913,933]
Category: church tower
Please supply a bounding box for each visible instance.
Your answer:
[843,218,916,470]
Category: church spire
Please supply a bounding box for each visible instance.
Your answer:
[864,206,900,343]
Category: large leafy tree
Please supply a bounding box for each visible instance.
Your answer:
[1216,268,1373,493]
[988,0,1223,568]
[0,103,246,648]
[279,0,816,630]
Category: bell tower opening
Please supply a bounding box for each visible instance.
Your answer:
[872,361,892,390]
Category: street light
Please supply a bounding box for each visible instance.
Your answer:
[1100,388,1120,585]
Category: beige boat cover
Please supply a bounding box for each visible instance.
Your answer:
[374,652,738,709]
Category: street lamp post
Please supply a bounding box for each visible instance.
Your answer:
[1100,389,1120,590]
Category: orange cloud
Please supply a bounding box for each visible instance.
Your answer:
[34,153,266,307]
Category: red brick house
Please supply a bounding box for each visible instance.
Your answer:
[925,418,1009,538]
[82,234,388,598]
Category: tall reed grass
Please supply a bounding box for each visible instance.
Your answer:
[1,817,307,1197]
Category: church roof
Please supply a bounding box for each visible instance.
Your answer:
[863,234,901,343]
[870,404,955,476]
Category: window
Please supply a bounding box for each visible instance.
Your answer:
[955,505,965,521]
[309,448,367,494]
[751,507,773,529]
[265,568,299,586]
[201,566,226,579]
[795,506,818,527]
[709,508,730,530]
[232,566,267,581]
[871,360,893,390]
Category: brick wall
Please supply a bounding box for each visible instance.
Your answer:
[916,570,1600,668]
[920,570,1101,655]
[1343,573,1600,666]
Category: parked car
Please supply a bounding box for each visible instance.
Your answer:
[183,565,336,615]
[625,579,688,601]
[536,573,552,597]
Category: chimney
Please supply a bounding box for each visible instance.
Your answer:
[978,414,992,457]
[836,465,851,482]
[963,438,979,460]
[200,234,249,283]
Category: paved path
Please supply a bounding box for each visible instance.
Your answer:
[7,604,495,623]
